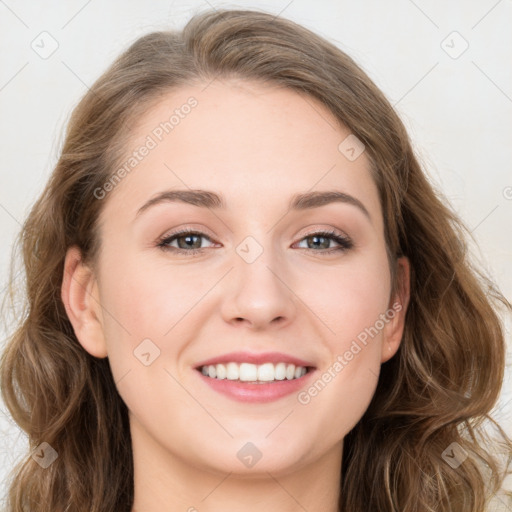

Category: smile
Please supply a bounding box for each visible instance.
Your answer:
[199,362,309,382]
[195,356,316,402]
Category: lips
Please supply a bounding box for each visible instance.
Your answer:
[194,351,317,403]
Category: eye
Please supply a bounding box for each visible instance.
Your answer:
[294,229,353,255]
[156,228,353,256]
[157,229,216,255]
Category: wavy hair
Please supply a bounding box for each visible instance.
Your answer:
[1,8,511,512]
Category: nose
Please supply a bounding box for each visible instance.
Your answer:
[220,249,297,331]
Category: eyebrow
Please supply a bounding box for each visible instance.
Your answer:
[135,189,371,221]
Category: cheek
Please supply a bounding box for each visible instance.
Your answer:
[96,247,217,384]
[297,251,390,427]
[98,249,199,336]
[95,252,198,420]
[310,249,391,346]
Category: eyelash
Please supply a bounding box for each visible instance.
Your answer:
[156,228,354,256]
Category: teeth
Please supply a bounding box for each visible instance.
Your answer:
[275,362,286,380]
[226,362,239,380]
[216,363,227,380]
[199,362,309,382]
[257,363,275,382]
[240,363,258,382]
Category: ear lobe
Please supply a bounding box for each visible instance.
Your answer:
[61,246,108,359]
[381,256,410,363]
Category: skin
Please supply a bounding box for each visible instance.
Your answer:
[62,78,410,512]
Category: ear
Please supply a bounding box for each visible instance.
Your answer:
[61,246,108,358]
[381,256,410,363]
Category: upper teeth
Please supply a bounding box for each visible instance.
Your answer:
[200,362,308,382]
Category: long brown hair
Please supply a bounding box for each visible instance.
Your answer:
[1,8,511,511]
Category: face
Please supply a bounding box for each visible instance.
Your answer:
[63,78,409,478]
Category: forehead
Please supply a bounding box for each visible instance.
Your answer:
[99,79,382,228]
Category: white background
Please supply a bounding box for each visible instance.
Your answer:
[1,0,511,504]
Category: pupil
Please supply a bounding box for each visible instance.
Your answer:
[310,235,328,249]
[180,234,200,249]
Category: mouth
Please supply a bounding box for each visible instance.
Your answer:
[196,361,313,383]
[194,352,316,403]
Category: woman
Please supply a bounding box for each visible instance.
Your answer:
[1,8,511,512]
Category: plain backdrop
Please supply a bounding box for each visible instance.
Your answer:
[1,0,511,502]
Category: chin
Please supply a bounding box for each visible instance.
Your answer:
[193,436,311,477]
